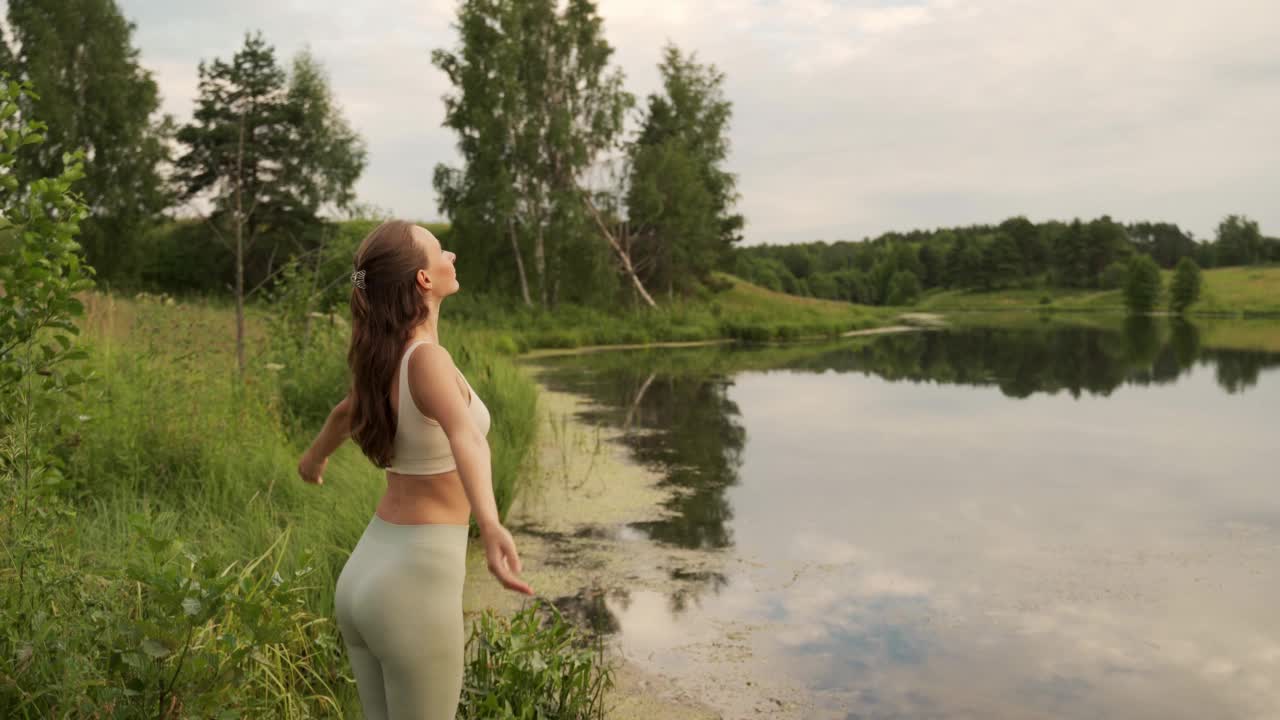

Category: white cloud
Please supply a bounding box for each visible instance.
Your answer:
[115,0,1280,243]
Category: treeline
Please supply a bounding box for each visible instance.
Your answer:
[729,215,1279,306]
[2,0,745,314]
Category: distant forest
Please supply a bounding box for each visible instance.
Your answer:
[729,214,1278,306]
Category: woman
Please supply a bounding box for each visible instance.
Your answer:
[296,219,534,720]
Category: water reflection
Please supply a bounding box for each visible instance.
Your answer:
[527,319,1280,718]
[539,368,747,550]
[775,318,1280,398]
[532,320,1280,554]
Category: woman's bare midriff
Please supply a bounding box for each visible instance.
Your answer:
[378,344,474,526]
[376,470,472,525]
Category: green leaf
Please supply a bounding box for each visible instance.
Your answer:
[141,638,171,658]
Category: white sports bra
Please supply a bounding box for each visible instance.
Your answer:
[387,339,491,475]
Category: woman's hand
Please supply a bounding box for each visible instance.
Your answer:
[481,524,534,596]
[298,451,328,486]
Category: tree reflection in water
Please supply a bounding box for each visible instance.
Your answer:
[529,319,1280,622]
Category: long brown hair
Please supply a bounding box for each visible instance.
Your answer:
[347,220,433,468]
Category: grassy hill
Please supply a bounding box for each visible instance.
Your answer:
[707,270,896,325]
[915,265,1280,316]
[443,270,901,350]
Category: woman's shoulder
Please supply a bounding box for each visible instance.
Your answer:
[406,340,455,368]
[406,343,471,395]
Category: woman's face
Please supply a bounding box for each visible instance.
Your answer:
[413,226,459,300]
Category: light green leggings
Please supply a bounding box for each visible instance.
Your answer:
[335,515,470,720]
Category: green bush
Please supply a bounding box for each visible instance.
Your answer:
[134,221,234,295]
[775,324,801,340]
[720,322,771,343]
[490,333,522,356]
[1123,255,1163,314]
[459,599,614,720]
[886,270,922,306]
[106,513,340,718]
[1099,261,1128,290]
[534,329,583,348]
[668,326,707,342]
[616,327,651,344]
[1168,257,1203,314]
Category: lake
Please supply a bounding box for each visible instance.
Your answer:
[521,317,1280,720]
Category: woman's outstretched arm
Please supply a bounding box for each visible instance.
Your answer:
[407,344,533,595]
[299,393,352,485]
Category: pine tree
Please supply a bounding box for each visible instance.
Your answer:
[175,31,365,376]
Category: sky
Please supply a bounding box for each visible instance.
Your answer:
[98,1,1280,245]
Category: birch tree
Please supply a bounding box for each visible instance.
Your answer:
[432,0,633,309]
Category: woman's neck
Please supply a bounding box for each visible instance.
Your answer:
[409,301,442,345]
